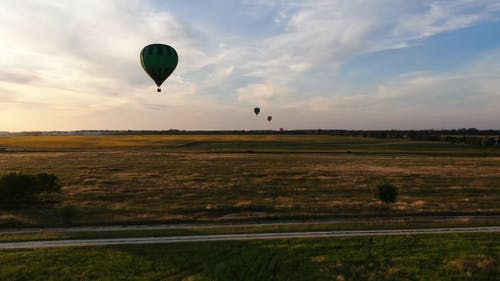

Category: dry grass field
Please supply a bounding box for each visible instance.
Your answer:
[0,135,499,227]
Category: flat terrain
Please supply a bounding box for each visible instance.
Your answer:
[1,135,498,280]
[0,135,499,227]
[0,134,499,154]
[0,233,498,280]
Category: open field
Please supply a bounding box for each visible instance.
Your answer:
[0,233,498,280]
[1,134,499,154]
[0,135,499,227]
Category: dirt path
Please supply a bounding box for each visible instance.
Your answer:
[1,226,499,249]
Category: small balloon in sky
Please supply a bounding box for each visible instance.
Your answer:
[267,115,272,122]
[254,107,260,115]
[140,44,178,93]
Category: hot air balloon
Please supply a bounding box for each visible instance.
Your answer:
[267,115,272,122]
[140,44,178,92]
[254,107,260,115]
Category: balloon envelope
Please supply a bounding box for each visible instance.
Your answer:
[254,107,260,115]
[267,115,272,122]
[140,44,178,91]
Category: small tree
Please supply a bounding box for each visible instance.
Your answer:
[36,173,61,200]
[373,182,398,204]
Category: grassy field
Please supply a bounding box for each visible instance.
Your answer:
[1,134,499,154]
[0,135,499,227]
[0,233,498,280]
[0,135,388,150]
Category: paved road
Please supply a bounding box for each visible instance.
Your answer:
[2,215,499,235]
[1,227,498,249]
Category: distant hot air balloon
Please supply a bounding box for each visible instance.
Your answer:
[267,115,272,122]
[140,44,178,92]
[254,107,260,115]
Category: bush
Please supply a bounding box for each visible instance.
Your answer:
[36,173,61,199]
[0,173,40,206]
[0,172,61,207]
[373,182,398,204]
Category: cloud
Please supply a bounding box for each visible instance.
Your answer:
[1,0,499,130]
[237,1,500,82]
[394,0,500,39]
[0,0,209,95]
[237,81,295,107]
[303,50,500,129]
[0,70,39,84]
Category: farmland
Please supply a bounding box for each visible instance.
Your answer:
[0,135,499,227]
[0,134,499,280]
[0,233,498,280]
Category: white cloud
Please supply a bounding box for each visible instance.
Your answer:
[237,81,296,107]
[1,0,499,130]
[233,1,500,119]
[303,50,500,129]
[0,1,208,92]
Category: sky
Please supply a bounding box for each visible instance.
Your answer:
[1,0,500,131]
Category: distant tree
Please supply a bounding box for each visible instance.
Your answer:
[36,173,61,200]
[0,173,40,206]
[373,183,398,204]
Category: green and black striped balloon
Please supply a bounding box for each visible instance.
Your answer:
[140,44,178,92]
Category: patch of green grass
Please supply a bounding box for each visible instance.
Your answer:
[0,233,498,280]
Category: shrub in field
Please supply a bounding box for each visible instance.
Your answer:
[373,182,398,204]
[0,172,61,207]
[0,173,40,206]
[36,173,61,199]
